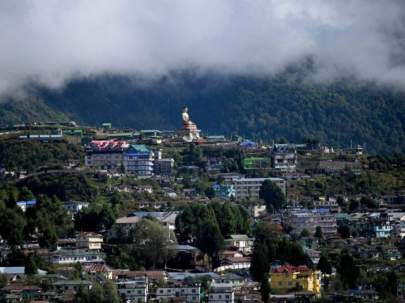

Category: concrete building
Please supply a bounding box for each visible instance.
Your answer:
[85,140,129,171]
[227,177,286,201]
[156,285,200,302]
[116,277,148,303]
[123,144,155,177]
[271,144,297,172]
[208,286,234,303]
[283,208,337,236]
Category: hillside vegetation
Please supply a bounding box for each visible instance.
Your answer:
[1,73,404,153]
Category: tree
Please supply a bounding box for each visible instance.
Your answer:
[260,277,271,303]
[0,208,26,247]
[204,187,216,199]
[0,274,8,288]
[196,221,224,268]
[337,252,360,289]
[314,226,323,239]
[338,225,351,239]
[259,180,286,212]
[317,253,332,275]
[102,280,121,303]
[300,228,310,238]
[24,254,38,275]
[129,219,174,269]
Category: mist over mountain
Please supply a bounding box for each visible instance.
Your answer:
[1,1,405,154]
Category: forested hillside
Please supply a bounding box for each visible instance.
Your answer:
[1,72,405,153]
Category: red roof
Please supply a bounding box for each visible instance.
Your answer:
[272,264,310,273]
[88,140,129,151]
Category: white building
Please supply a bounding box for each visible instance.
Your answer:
[271,144,297,172]
[228,177,286,201]
[116,277,148,303]
[49,249,105,264]
[208,287,234,303]
[156,286,200,302]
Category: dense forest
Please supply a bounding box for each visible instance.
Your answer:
[1,72,404,153]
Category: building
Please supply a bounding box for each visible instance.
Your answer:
[63,201,89,218]
[242,157,272,171]
[85,140,129,171]
[212,183,236,200]
[116,277,148,302]
[154,158,175,176]
[76,232,103,250]
[16,200,37,212]
[123,144,155,177]
[227,177,286,201]
[53,280,92,293]
[271,144,297,172]
[155,285,200,302]
[131,211,178,231]
[283,208,337,236]
[48,249,105,265]
[208,286,234,303]
[270,264,321,295]
[225,235,254,255]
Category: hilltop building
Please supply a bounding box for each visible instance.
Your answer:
[85,140,129,171]
[271,144,297,172]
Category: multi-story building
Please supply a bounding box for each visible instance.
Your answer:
[123,144,155,177]
[154,158,175,176]
[208,286,234,303]
[227,177,286,201]
[283,208,337,236]
[270,264,321,295]
[271,144,297,172]
[116,277,148,303]
[155,285,200,302]
[85,140,129,171]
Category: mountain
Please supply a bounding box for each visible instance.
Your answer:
[1,72,405,154]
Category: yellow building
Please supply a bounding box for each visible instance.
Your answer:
[270,264,321,295]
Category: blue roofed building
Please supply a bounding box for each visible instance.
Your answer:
[123,144,155,177]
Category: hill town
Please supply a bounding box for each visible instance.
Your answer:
[0,107,404,303]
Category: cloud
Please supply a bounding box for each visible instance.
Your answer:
[1,0,405,93]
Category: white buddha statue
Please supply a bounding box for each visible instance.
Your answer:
[181,106,200,141]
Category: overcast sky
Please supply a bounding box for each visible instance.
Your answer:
[1,0,405,93]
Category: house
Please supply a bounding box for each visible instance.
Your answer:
[116,277,148,302]
[155,285,200,302]
[76,232,103,250]
[208,286,234,303]
[225,235,254,255]
[110,216,142,239]
[269,264,321,295]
